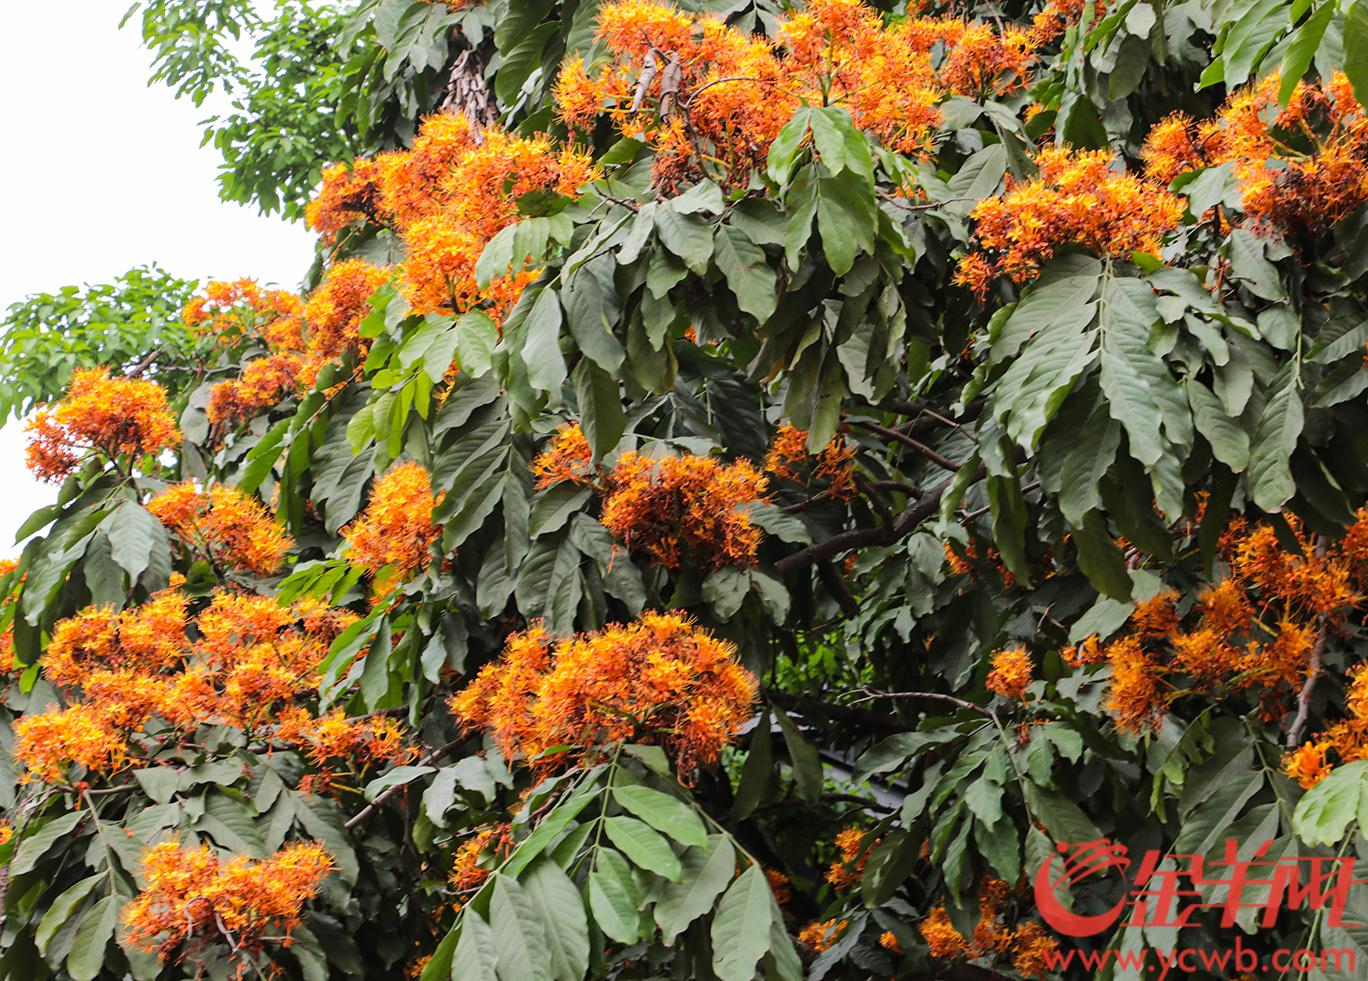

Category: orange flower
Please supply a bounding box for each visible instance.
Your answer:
[1104,636,1166,732]
[1011,921,1059,978]
[208,353,306,427]
[955,147,1183,298]
[531,423,599,489]
[13,703,130,782]
[450,613,757,776]
[986,645,1032,701]
[918,905,969,958]
[764,868,793,905]
[123,840,333,962]
[1285,741,1332,789]
[825,825,877,889]
[343,461,442,593]
[1142,73,1368,238]
[878,930,903,954]
[303,258,391,367]
[183,279,302,346]
[600,452,769,570]
[306,157,383,243]
[148,482,294,576]
[798,918,848,953]
[449,824,512,892]
[25,368,181,482]
[764,423,856,500]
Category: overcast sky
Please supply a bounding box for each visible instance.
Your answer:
[0,3,316,551]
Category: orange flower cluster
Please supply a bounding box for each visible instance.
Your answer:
[918,878,1054,973]
[25,368,182,482]
[1141,73,1368,238]
[1067,510,1368,737]
[1030,0,1106,44]
[450,613,758,776]
[600,452,769,569]
[944,539,1017,589]
[531,423,597,490]
[798,917,849,952]
[14,591,410,784]
[124,840,333,962]
[148,481,294,576]
[986,644,1032,701]
[309,113,595,320]
[183,279,303,348]
[955,147,1184,299]
[556,0,1040,189]
[207,259,388,428]
[825,825,877,889]
[764,422,856,500]
[305,158,383,243]
[448,823,513,893]
[342,461,442,594]
[764,867,793,905]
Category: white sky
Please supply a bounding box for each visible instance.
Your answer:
[0,2,317,551]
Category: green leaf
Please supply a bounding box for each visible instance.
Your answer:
[1187,380,1250,470]
[775,709,823,803]
[529,483,592,539]
[523,287,567,394]
[654,205,714,274]
[589,849,642,944]
[1293,760,1368,847]
[1098,277,1178,468]
[715,226,777,322]
[732,718,772,820]
[1023,784,1102,844]
[363,764,437,801]
[1347,1,1368,107]
[613,785,707,849]
[1248,363,1304,511]
[521,861,591,981]
[710,864,775,981]
[1228,228,1283,300]
[35,875,102,956]
[603,815,682,881]
[448,908,497,979]
[66,894,120,981]
[456,311,499,378]
[133,766,179,804]
[12,810,84,875]
[654,836,736,944]
[236,417,290,493]
[490,877,553,981]
[106,501,165,581]
[573,357,626,460]
[1072,510,1133,600]
[816,175,875,276]
[701,567,748,621]
[1279,1,1334,103]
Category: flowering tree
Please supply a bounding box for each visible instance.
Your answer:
[4,0,1368,978]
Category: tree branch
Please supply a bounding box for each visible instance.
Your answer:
[774,472,964,577]
[344,740,462,830]
[1286,619,1328,749]
[854,419,962,474]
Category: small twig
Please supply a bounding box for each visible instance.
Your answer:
[853,419,962,474]
[344,740,462,830]
[850,687,993,718]
[1286,619,1328,748]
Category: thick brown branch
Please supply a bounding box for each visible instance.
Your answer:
[774,472,964,577]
